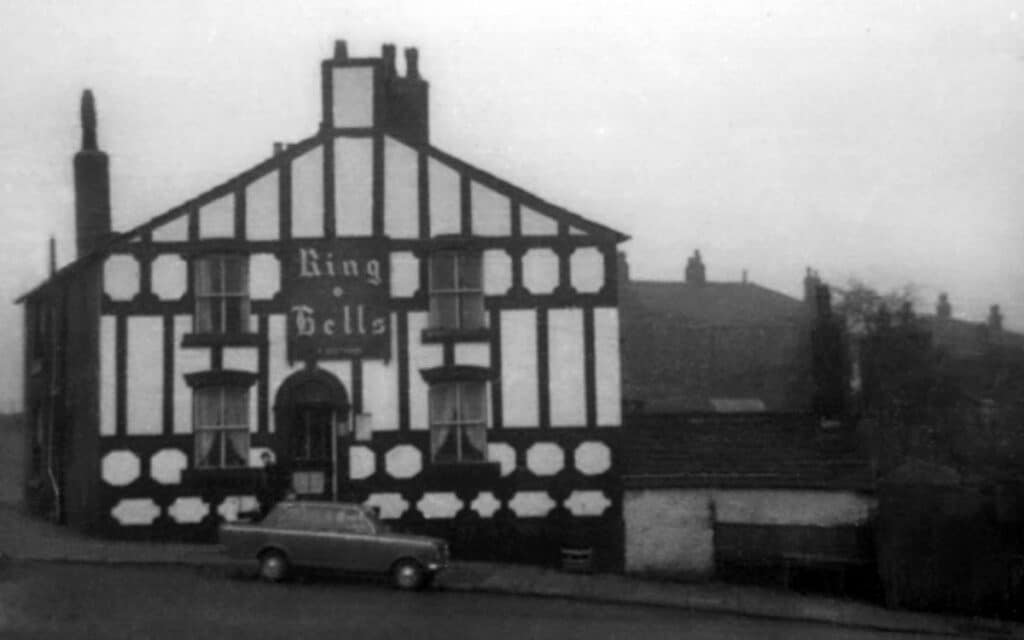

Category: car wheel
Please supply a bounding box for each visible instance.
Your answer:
[391,559,425,591]
[258,550,289,583]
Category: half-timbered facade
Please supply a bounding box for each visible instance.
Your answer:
[20,42,626,568]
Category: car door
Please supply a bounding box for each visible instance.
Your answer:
[328,507,378,572]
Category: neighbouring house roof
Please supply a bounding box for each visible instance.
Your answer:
[620,277,815,413]
[918,314,1024,357]
[621,414,874,490]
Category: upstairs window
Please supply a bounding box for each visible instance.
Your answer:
[194,386,250,469]
[194,255,250,334]
[429,381,487,463]
[429,252,484,330]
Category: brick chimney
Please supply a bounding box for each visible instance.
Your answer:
[684,250,706,285]
[322,40,429,144]
[988,304,1003,333]
[803,267,820,305]
[74,90,112,257]
[936,293,951,321]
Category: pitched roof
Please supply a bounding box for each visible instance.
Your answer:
[622,279,808,327]
[621,414,874,490]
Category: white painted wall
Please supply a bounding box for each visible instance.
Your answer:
[522,249,559,294]
[249,254,280,300]
[428,158,460,236]
[361,313,399,431]
[389,251,419,298]
[151,214,189,242]
[471,182,510,236]
[520,206,558,235]
[104,255,139,301]
[500,310,538,428]
[383,137,419,239]
[245,170,279,241]
[483,250,512,296]
[151,254,187,301]
[454,343,489,368]
[623,489,878,577]
[198,193,234,238]
[406,311,443,430]
[334,137,373,236]
[570,247,604,293]
[548,308,586,427]
[593,307,622,427]
[99,316,116,436]
[291,146,324,238]
[126,317,163,435]
[332,67,374,128]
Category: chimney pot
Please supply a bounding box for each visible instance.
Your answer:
[334,40,348,61]
[404,47,420,78]
[381,44,396,75]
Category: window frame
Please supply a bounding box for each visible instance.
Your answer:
[193,385,251,470]
[428,251,485,331]
[428,380,489,464]
[193,253,251,335]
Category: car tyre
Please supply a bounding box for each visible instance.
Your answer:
[258,550,289,583]
[391,559,426,591]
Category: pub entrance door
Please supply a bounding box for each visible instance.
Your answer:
[274,368,349,500]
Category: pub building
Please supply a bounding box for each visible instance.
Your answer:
[19,41,627,568]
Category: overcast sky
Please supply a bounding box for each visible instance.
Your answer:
[1,0,1022,409]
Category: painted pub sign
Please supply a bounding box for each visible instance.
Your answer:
[284,239,390,361]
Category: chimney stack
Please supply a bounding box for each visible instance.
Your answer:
[936,293,951,320]
[616,251,630,284]
[988,304,1003,333]
[74,90,111,257]
[684,250,706,285]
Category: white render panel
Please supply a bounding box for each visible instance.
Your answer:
[102,450,140,486]
[334,137,374,236]
[454,343,489,368]
[291,145,324,238]
[508,491,556,518]
[126,317,163,435]
[111,498,160,526]
[526,442,564,476]
[349,446,376,480]
[151,214,189,242]
[361,315,399,431]
[428,158,460,236]
[174,315,209,435]
[332,67,374,128]
[151,254,187,301]
[104,255,140,301]
[564,490,612,517]
[223,347,259,434]
[471,492,501,518]
[268,314,299,433]
[218,495,259,522]
[548,309,586,427]
[168,497,210,524]
[522,249,559,294]
[521,206,558,236]
[385,444,422,479]
[245,171,279,240]
[150,448,188,485]
[501,310,538,428]
[487,442,516,476]
[100,316,116,436]
[471,183,510,236]
[570,247,604,293]
[417,492,462,519]
[407,311,443,430]
[389,252,419,298]
[594,308,622,427]
[249,254,280,300]
[198,194,234,238]
[383,137,419,239]
[365,492,409,520]
[482,250,512,296]
[574,441,612,475]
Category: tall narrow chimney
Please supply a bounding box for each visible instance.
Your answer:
[74,90,111,257]
[684,250,705,285]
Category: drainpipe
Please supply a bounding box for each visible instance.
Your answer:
[46,298,62,523]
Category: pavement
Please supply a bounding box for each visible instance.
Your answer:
[0,503,1021,639]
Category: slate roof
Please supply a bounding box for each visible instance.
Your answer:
[620,277,815,412]
[621,414,874,490]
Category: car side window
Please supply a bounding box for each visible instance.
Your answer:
[335,508,373,534]
[268,504,304,528]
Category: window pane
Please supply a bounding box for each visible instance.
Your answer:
[460,425,487,462]
[195,299,213,333]
[223,297,246,334]
[432,424,458,462]
[195,431,219,467]
[459,382,487,422]
[429,293,458,329]
[223,256,247,294]
[194,389,219,428]
[225,431,249,467]
[195,259,214,295]
[430,384,458,424]
[430,253,456,290]
[459,293,485,329]
[222,389,248,427]
[457,253,482,289]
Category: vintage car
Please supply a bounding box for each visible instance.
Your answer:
[219,501,449,590]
